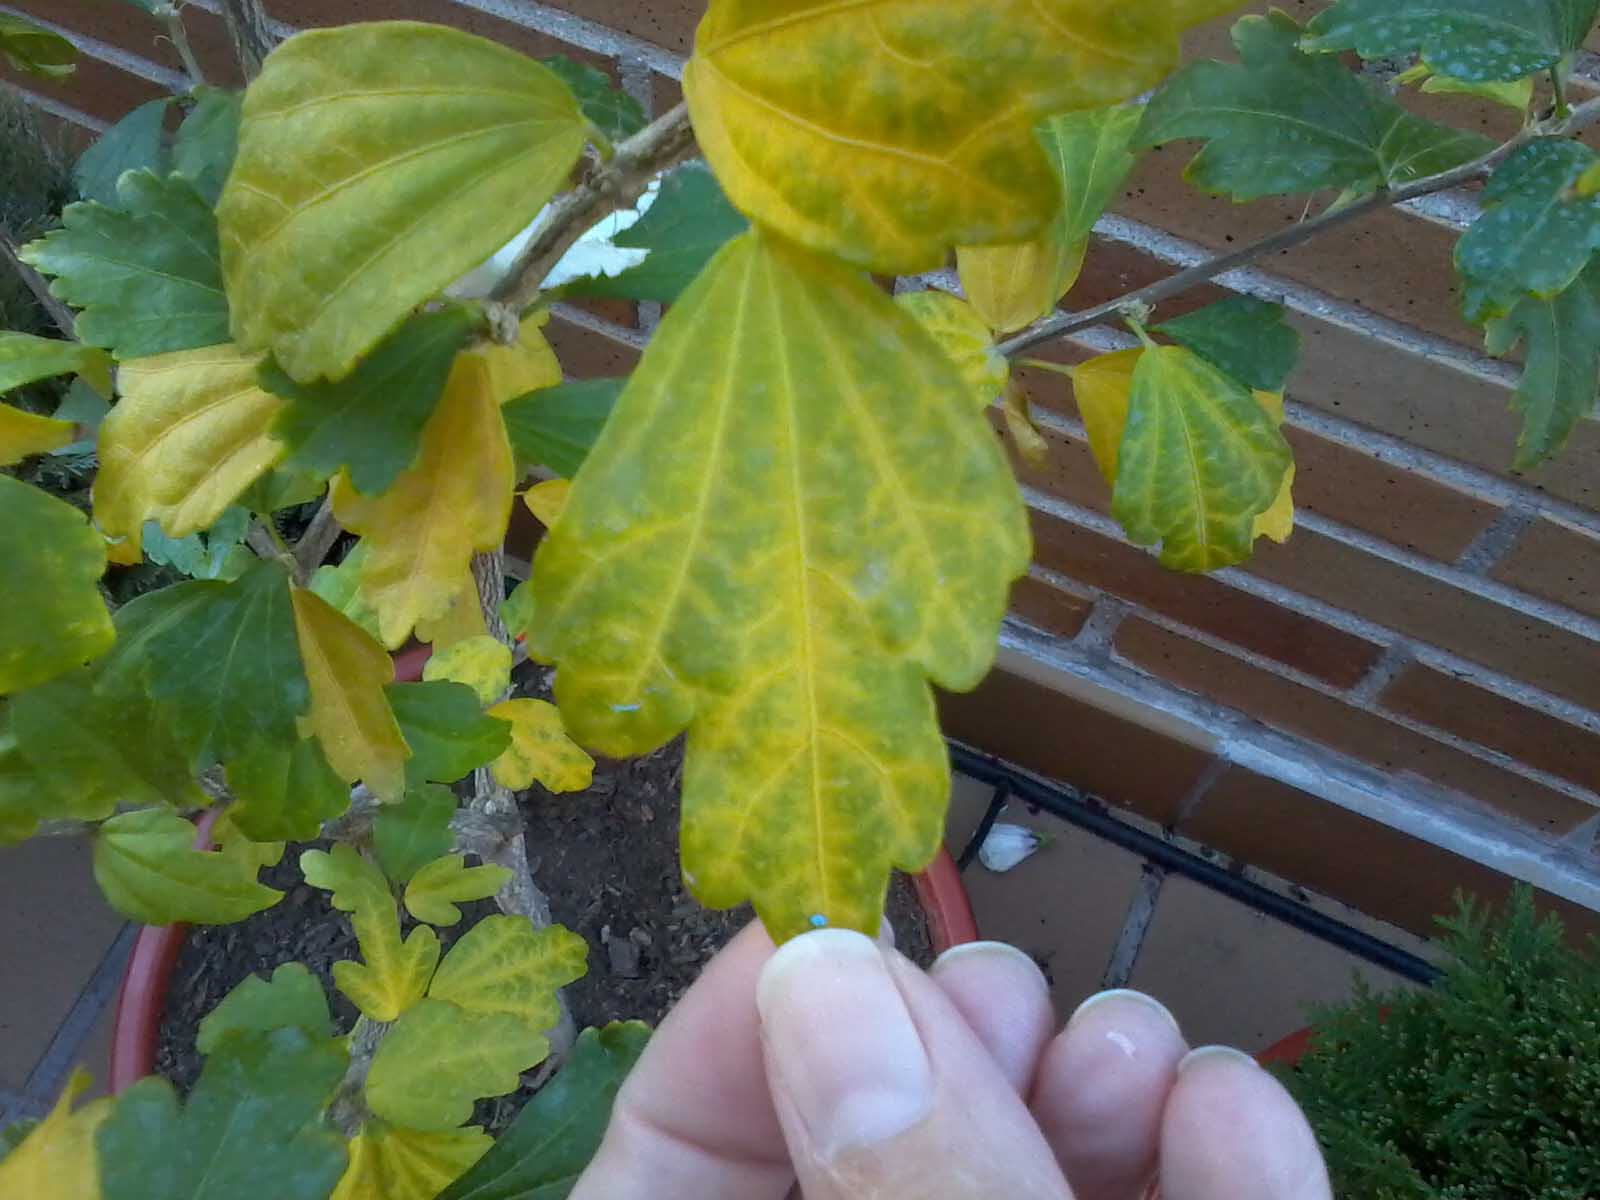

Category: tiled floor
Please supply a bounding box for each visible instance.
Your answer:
[0,768,1436,1131]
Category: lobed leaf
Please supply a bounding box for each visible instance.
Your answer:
[485,698,594,794]
[1154,296,1301,392]
[528,229,1029,939]
[503,378,620,478]
[538,54,646,141]
[1304,0,1600,83]
[374,784,457,884]
[93,808,283,924]
[219,21,588,382]
[403,854,512,926]
[683,0,1240,273]
[429,915,586,1038]
[0,475,115,695]
[894,291,1010,409]
[959,105,1143,333]
[329,893,440,1022]
[73,99,170,209]
[96,343,286,546]
[0,1070,110,1200]
[300,842,390,913]
[196,963,331,1055]
[423,635,512,706]
[365,999,546,1132]
[386,680,513,788]
[226,735,351,842]
[1140,12,1492,201]
[290,587,410,803]
[333,1124,492,1200]
[522,480,569,527]
[20,171,230,359]
[438,1023,649,1200]
[97,1028,347,1200]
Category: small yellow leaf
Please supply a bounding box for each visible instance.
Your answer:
[429,915,586,1036]
[0,404,75,465]
[486,698,594,793]
[330,883,439,1022]
[958,239,1086,335]
[1251,391,1296,543]
[403,854,511,926]
[290,587,410,803]
[414,572,489,651]
[422,635,512,706]
[1002,387,1050,467]
[331,347,516,649]
[96,344,286,542]
[332,1123,491,1200]
[894,292,1010,410]
[464,312,562,406]
[0,1069,111,1200]
[522,479,570,526]
[1072,347,1142,483]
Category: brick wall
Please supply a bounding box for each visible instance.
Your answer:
[7,0,1598,942]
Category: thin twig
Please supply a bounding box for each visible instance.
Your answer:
[489,101,697,317]
[160,4,206,89]
[999,95,1600,358]
[292,494,342,577]
[215,0,276,80]
[1,222,75,337]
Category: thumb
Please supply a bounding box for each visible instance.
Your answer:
[757,929,1071,1200]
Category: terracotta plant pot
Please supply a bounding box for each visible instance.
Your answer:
[107,648,978,1092]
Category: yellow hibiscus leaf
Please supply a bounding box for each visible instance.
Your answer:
[683,0,1235,273]
[290,587,410,802]
[428,915,586,1035]
[1002,386,1050,467]
[414,576,490,651]
[1252,390,1296,544]
[527,230,1029,940]
[332,1123,491,1200]
[522,479,569,526]
[0,404,74,465]
[893,292,1009,411]
[463,312,562,407]
[0,1069,111,1200]
[219,22,589,383]
[486,698,594,793]
[957,239,1087,338]
[1071,347,1142,482]
[422,634,512,706]
[95,344,285,543]
[331,348,516,650]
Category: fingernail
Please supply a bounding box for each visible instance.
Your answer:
[1177,1045,1260,1074]
[930,940,1045,985]
[757,929,934,1158]
[1069,988,1182,1036]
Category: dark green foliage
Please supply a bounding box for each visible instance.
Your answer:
[1282,888,1600,1199]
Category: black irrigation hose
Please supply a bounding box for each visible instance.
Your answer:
[948,743,1441,986]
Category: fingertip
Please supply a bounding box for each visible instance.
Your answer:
[929,941,1054,1093]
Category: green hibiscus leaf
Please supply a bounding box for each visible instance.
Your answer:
[1139,12,1493,201]
[438,1022,649,1200]
[0,331,111,397]
[538,54,646,141]
[97,1027,347,1200]
[264,306,480,496]
[500,581,535,643]
[1304,0,1600,83]
[0,14,77,79]
[1113,340,1293,572]
[1456,139,1600,323]
[561,161,749,304]
[1155,297,1302,393]
[386,680,512,788]
[0,475,114,695]
[196,964,332,1055]
[73,98,171,208]
[1485,263,1600,470]
[502,377,621,478]
[98,558,308,765]
[19,170,229,359]
[227,735,351,842]
[174,87,243,207]
[374,784,457,884]
[93,808,284,924]
[219,21,588,383]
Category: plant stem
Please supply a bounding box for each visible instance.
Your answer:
[161,4,206,89]
[215,0,276,81]
[998,95,1600,359]
[489,101,697,317]
[1,222,75,338]
[292,494,342,577]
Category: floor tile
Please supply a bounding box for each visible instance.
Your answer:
[76,990,118,1102]
[0,837,124,1091]
[1129,874,1417,1053]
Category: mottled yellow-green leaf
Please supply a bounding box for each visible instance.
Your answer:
[423,635,511,706]
[958,239,1087,337]
[335,888,439,1022]
[94,808,283,925]
[522,478,569,525]
[0,1070,109,1200]
[300,843,389,913]
[1108,342,1292,571]
[291,587,410,803]
[1251,390,1295,543]
[683,0,1230,273]
[429,916,585,1041]
[0,404,74,464]
[403,854,511,926]
[528,230,1029,940]
[485,698,594,794]
[365,999,546,1132]
[96,345,286,545]
[331,346,516,650]
[894,291,1009,410]
[332,1123,491,1200]
[219,22,588,382]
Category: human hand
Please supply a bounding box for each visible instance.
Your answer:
[571,923,1331,1199]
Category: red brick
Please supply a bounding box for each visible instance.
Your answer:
[1008,575,1093,640]
[545,316,641,379]
[1491,518,1600,622]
